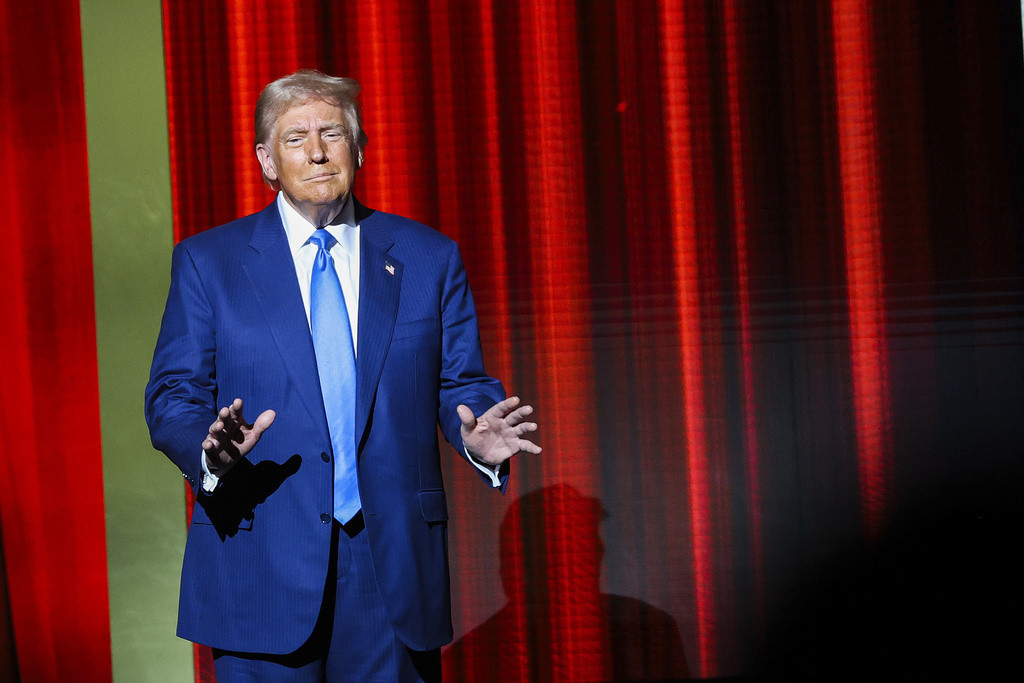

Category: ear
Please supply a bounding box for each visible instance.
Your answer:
[356,148,364,169]
[255,144,279,183]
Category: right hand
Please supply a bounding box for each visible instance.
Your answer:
[202,398,276,474]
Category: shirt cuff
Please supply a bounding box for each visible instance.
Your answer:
[466,446,502,487]
[200,451,221,493]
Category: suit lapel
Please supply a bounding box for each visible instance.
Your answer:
[355,205,402,451]
[243,203,329,436]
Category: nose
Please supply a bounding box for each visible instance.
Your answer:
[308,136,326,163]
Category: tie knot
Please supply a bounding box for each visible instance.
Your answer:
[309,228,337,252]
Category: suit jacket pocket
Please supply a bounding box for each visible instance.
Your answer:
[192,455,302,540]
[418,488,449,524]
[190,500,254,533]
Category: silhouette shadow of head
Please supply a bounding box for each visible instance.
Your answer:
[444,483,690,681]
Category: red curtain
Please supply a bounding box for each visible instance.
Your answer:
[0,0,112,680]
[162,0,1024,679]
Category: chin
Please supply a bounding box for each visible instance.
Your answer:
[308,189,346,205]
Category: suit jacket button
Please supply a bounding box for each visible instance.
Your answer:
[320,513,331,524]
[321,451,330,463]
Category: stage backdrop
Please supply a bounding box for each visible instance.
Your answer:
[4,0,1020,681]
[160,0,1023,680]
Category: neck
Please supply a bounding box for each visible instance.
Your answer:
[282,192,349,228]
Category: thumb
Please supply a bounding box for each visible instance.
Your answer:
[457,405,476,429]
[253,409,276,435]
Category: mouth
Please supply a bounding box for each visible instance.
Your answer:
[306,171,338,181]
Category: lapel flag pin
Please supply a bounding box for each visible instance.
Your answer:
[385,262,395,275]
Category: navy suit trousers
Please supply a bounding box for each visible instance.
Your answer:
[213,515,441,682]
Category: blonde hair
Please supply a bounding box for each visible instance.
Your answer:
[254,69,368,163]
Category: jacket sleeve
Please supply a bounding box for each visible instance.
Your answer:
[435,241,510,490]
[144,241,217,494]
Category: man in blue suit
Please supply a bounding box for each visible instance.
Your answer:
[145,70,540,681]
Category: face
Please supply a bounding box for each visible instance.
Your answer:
[255,98,362,226]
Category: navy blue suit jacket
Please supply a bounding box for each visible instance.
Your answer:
[145,199,506,654]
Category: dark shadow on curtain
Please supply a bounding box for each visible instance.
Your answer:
[444,484,691,681]
[0,521,18,681]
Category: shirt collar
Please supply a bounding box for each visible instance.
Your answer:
[276,192,358,257]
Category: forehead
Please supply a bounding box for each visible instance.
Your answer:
[275,98,345,128]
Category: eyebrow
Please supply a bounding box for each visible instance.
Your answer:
[279,122,347,139]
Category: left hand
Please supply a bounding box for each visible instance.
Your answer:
[458,396,541,466]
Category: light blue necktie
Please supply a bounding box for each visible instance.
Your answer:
[309,228,361,523]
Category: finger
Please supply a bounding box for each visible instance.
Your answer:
[208,425,234,450]
[486,395,521,418]
[226,398,246,426]
[209,415,240,451]
[516,439,542,455]
[205,413,226,450]
[203,432,233,458]
[456,404,477,429]
[504,405,534,426]
[515,422,538,435]
[215,406,237,436]
[221,402,249,439]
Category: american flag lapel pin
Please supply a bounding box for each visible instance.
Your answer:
[385,262,395,275]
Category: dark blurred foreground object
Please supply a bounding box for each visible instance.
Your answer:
[754,468,1023,680]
